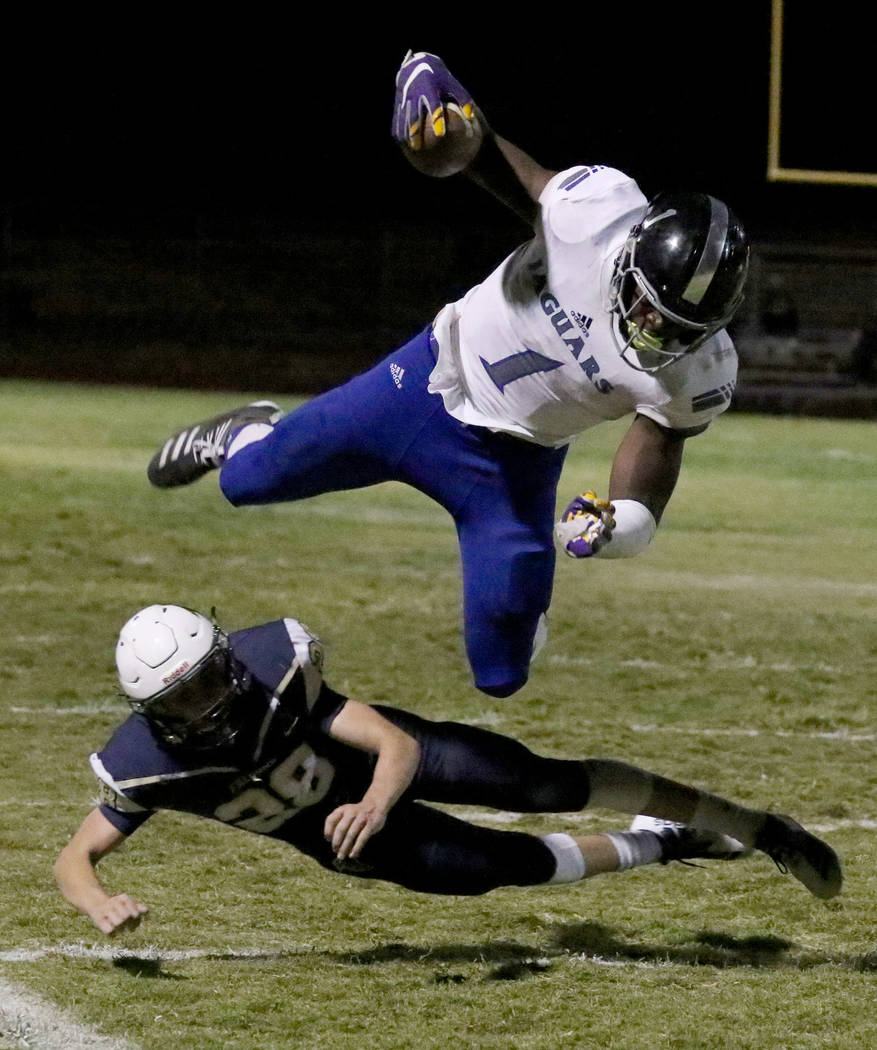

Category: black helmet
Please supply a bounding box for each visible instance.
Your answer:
[609,191,750,372]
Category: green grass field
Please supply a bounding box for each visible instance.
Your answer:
[1,378,874,1050]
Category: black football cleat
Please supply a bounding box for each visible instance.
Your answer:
[147,401,280,488]
[632,815,750,859]
[755,813,843,899]
[656,824,750,866]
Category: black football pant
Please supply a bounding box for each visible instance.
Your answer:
[283,705,591,895]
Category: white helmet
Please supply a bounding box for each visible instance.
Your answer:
[116,604,244,747]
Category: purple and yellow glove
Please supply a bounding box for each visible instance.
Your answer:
[554,491,616,558]
[391,50,476,151]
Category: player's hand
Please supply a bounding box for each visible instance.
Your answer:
[554,491,616,558]
[89,893,148,937]
[391,50,476,151]
[324,802,387,860]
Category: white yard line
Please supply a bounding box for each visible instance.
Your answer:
[0,977,139,1050]
[587,564,877,599]
[10,705,121,716]
[13,704,873,743]
[0,944,303,964]
[461,710,876,744]
[548,654,846,672]
[627,724,876,742]
[0,799,83,808]
[0,936,865,980]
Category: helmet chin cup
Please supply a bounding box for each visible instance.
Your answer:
[617,313,711,373]
[624,319,665,354]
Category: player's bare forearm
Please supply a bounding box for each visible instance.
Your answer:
[359,726,420,814]
[464,129,556,226]
[54,808,148,935]
[607,414,700,523]
[325,700,421,858]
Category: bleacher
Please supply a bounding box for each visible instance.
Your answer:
[730,242,876,418]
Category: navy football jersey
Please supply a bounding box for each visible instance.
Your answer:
[91,619,368,841]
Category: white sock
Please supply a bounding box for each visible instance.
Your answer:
[540,833,586,884]
[604,830,664,870]
[226,422,275,459]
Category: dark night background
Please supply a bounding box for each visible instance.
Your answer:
[2,7,874,397]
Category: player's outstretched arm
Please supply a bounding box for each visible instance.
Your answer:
[555,416,710,560]
[606,414,708,523]
[465,132,556,225]
[324,699,420,860]
[391,50,555,226]
[54,807,148,936]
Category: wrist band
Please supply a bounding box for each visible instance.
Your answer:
[594,499,657,559]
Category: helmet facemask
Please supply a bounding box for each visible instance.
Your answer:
[610,245,714,373]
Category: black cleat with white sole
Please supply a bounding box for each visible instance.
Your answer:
[147,401,280,488]
[755,813,843,899]
[631,815,750,860]
[655,824,750,866]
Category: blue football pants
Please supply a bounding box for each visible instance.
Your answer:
[220,328,569,696]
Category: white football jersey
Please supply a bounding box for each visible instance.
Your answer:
[428,165,738,447]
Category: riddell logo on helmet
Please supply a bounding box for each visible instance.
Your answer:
[162,661,190,686]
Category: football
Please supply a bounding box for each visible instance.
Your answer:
[401,103,484,178]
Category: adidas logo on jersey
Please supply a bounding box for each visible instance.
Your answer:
[390,363,405,388]
[571,310,593,336]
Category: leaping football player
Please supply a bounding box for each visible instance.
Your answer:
[146,51,749,701]
[54,605,841,936]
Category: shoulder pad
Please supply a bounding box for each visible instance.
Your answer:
[90,753,149,813]
[283,619,325,708]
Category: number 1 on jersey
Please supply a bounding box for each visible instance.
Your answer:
[480,350,563,393]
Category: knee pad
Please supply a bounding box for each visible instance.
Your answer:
[478,677,527,699]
